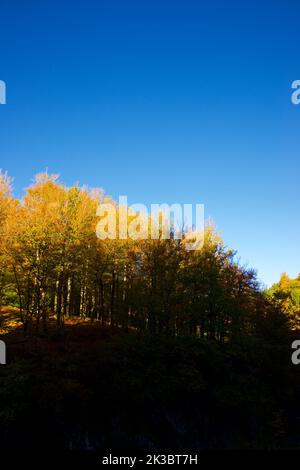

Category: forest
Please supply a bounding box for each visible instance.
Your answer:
[0,170,300,450]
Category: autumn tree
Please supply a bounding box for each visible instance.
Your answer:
[0,171,292,343]
[266,273,300,329]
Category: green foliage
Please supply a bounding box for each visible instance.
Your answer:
[266,273,300,329]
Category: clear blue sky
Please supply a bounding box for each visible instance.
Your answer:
[0,0,299,287]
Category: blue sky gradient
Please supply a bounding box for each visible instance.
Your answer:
[0,0,299,286]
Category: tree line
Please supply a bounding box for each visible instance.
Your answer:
[0,171,291,339]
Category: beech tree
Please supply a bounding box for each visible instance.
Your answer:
[0,171,287,342]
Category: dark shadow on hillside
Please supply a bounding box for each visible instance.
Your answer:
[0,319,300,450]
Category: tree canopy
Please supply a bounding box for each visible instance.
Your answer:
[0,171,291,343]
[266,273,300,329]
